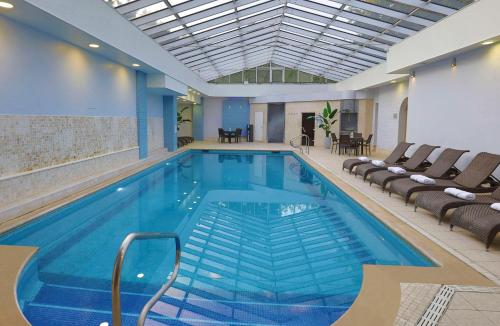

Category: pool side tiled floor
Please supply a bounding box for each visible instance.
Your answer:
[440,285,500,326]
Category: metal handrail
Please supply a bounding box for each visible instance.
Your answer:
[289,134,310,154]
[111,232,181,326]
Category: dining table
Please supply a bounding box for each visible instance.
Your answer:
[224,130,236,143]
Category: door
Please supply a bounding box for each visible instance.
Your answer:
[267,103,285,143]
[254,111,264,141]
[398,97,408,142]
[301,113,315,146]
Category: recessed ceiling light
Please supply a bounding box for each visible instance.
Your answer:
[117,187,124,192]
[481,40,494,45]
[132,63,141,67]
[137,273,145,279]
[0,2,14,9]
[390,80,396,84]
[88,43,100,48]
[99,322,109,326]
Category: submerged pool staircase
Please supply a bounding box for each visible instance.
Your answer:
[21,202,373,325]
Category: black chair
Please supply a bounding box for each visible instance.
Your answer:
[330,133,339,154]
[338,135,351,155]
[235,128,242,143]
[218,128,225,143]
[363,134,373,155]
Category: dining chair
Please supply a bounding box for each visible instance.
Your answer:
[330,133,339,154]
[218,128,225,143]
[338,135,351,155]
[363,134,373,155]
[235,128,242,143]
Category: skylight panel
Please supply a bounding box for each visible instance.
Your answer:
[307,0,343,9]
[105,0,133,7]
[285,13,327,27]
[281,28,316,41]
[238,4,284,20]
[329,25,360,36]
[178,0,232,18]
[156,15,176,25]
[186,9,235,27]
[192,19,237,35]
[336,16,355,24]
[240,14,280,28]
[286,3,333,19]
[282,21,322,34]
[237,0,271,11]
[208,27,239,39]
[168,0,189,5]
[135,2,167,18]
[170,25,184,32]
[323,32,354,43]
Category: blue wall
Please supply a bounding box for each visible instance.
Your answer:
[0,17,136,117]
[222,98,250,136]
[147,94,164,118]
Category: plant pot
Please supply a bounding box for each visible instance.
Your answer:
[323,136,331,149]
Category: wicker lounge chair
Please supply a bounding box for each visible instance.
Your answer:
[407,153,500,221]
[355,142,418,181]
[388,148,470,203]
[369,144,440,190]
[450,200,500,250]
[342,142,414,175]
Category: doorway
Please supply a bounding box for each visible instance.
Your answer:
[267,103,285,143]
[398,97,408,142]
[301,113,315,146]
[254,111,264,141]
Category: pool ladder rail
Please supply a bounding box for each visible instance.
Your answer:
[289,133,310,155]
[111,232,181,326]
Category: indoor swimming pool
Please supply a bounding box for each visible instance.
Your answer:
[0,150,433,326]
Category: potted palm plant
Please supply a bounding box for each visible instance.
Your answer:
[308,101,338,148]
[177,106,192,131]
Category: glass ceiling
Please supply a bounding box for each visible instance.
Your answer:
[105,0,474,82]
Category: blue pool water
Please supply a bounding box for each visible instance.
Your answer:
[0,150,433,325]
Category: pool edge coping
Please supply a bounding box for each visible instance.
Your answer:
[0,144,495,326]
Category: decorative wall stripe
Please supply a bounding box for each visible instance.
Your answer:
[136,71,148,159]
[163,95,177,152]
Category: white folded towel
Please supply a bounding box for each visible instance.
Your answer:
[444,187,462,197]
[444,188,476,201]
[490,203,500,211]
[410,175,436,185]
[358,156,370,162]
[372,160,385,167]
[388,166,407,174]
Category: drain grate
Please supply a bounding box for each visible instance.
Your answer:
[417,285,455,326]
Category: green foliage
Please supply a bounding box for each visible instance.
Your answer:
[307,101,338,137]
[177,106,192,131]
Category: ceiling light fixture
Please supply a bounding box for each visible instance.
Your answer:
[0,2,14,9]
[481,40,494,45]
[451,58,457,69]
[410,71,416,79]
[88,43,100,48]
[132,63,141,67]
